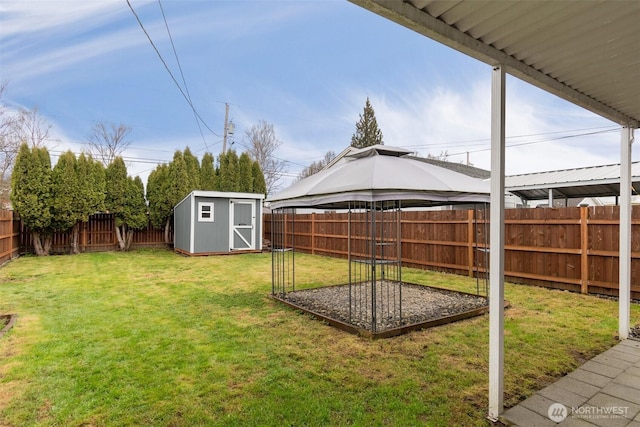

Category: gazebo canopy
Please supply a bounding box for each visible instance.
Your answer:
[267,145,490,209]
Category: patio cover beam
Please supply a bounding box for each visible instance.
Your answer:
[619,127,634,339]
[348,0,639,128]
[488,65,506,421]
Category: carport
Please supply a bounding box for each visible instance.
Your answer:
[348,0,639,420]
[506,162,640,207]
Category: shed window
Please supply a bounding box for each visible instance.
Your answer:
[198,202,214,222]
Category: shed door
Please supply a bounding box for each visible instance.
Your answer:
[230,199,255,250]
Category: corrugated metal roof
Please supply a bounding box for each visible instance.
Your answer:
[505,161,640,200]
[349,0,640,127]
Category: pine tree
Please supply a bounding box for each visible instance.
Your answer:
[167,150,190,206]
[351,97,384,148]
[218,150,239,192]
[10,144,53,255]
[146,163,173,244]
[183,146,201,191]
[200,152,217,191]
[105,157,147,251]
[251,161,267,195]
[238,152,253,193]
[128,176,148,231]
[72,153,105,253]
[50,151,79,235]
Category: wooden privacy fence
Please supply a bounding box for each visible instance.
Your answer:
[2,207,639,300]
[263,206,640,300]
[0,210,20,265]
[15,213,169,254]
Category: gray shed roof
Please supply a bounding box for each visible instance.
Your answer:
[267,145,490,209]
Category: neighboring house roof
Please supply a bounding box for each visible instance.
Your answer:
[417,157,490,179]
[323,145,490,179]
[505,162,640,201]
[268,145,490,209]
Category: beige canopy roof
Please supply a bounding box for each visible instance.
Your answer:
[267,145,490,209]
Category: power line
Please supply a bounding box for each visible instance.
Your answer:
[445,127,620,158]
[126,0,220,138]
[404,125,620,151]
[157,0,208,152]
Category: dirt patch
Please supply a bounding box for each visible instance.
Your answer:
[275,282,489,338]
[0,314,16,339]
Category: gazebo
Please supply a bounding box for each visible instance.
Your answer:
[267,145,492,337]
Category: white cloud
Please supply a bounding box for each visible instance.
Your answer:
[350,78,624,176]
[0,1,137,37]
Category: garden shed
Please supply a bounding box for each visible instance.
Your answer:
[174,190,264,256]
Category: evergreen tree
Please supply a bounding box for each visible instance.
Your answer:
[105,157,147,251]
[128,176,149,230]
[351,97,384,148]
[200,152,217,191]
[10,143,53,255]
[72,153,105,253]
[218,150,239,192]
[251,160,267,195]
[238,152,253,193]
[183,146,201,191]
[167,150,190,206]
[50,151,79,236]
[146,163,172,244]
[83,153,106,216]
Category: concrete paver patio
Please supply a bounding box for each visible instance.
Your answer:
[501,339,640,427]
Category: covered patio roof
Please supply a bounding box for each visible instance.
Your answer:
[349,0,640,127]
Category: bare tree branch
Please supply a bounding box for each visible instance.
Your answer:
[245,120,286,194]
[296,150,336,181]
[86,122,132,166]
[16,106,51,148]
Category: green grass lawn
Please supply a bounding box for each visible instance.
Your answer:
[0,249,638,426]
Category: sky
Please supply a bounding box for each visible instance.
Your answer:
[0,0,633,193]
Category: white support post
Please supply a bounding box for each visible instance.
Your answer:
[488,65,506,422]
[619,126,633,339]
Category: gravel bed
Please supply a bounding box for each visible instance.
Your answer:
[281,281,488,333]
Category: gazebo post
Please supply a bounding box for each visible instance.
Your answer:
[488,64,506,422]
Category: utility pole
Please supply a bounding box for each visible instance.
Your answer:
[222,102,235,155]
[222,103,229,154]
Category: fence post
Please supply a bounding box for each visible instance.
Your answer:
[81,221,87,252]
[468,209,475,277]
[311,212,316,255]
[580,206,589,294]
[284,213,288,249]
